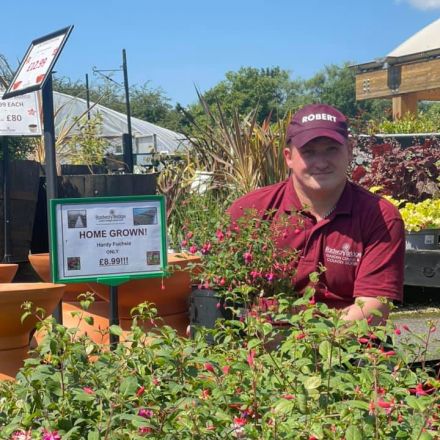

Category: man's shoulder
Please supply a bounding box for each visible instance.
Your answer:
[348,181,402,220]
[228,180,289,220]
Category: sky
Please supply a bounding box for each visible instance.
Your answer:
[0,0,440,107]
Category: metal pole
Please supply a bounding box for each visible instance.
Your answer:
[42,74,62,324]
[109,285,120,349]
[122,49,133,173]
[85,73,91,120]
[2,137,12,263]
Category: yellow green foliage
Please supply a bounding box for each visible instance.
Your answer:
[399,199,440,232]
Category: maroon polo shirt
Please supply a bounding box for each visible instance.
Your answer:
[228,179,405,308]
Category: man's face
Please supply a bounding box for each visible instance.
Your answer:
[283,137,352,195]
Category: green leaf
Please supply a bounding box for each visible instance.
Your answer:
[345,425,363,440]
[87,431,100,440]
[417,433,433,440]
[318,340,331,360]
[304,376,322,390]
[109,325,123,336]
[119,376,138,396]
[84,316,94,326]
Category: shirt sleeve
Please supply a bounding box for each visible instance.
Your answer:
[353,217,405,302]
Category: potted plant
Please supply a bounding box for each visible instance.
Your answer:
[399,199,440,250]
[184,207,301,338]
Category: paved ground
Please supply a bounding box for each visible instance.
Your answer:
[391,285,440,361]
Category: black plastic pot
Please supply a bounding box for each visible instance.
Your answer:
[189,288,241,344]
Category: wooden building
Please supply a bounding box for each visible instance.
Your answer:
[353,18,440,120]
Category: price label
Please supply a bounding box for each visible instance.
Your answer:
[99,257,129,266]
[52,196,167,283]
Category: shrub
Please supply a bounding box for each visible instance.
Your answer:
[0,296,439,439]
[351,140,440,202]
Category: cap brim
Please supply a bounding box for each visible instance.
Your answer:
[291,128,347,148]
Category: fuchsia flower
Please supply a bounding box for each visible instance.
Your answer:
[181,239,188,247]
[42,430,62,440]
[409,383,436,396]
[243,252,253,264]
[222,365,231,375]
[189,245,198,254]
[201,242,212,254]
[82,387,94,394]
[233,417,247,427]
[215,229,225,241]
[394,327,401,335]
[204,362,215,373]
[136,386,145,397]
[138,426,153,435]
[247,350,256,368]
[138,408,154,418]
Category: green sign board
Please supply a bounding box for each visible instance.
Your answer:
[49,195,167,286]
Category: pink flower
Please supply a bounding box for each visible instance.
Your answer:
[138,408,154,418]
[181,239,188,247]
[294,228,301,234]
[282,394,295,400]
[138,426,153,435]
[216,229,225,241]
[377,399,393,409]
[296,332,306,340]
[204,362,215,373]
[42,430,62,440]
[243,252,253,264]
[403,324,410,332]
[357,337,370,345]
[222,365,231,375]
[409,383,435,396]
[266,272,275,282]
[83,387,94,394]
[233,417,247,427]
[394,327,401,335]
[189,245,198,254]
[201,242,212,255]
[247,350,256,368]
[186,231,193,239]
[136,386,145,397]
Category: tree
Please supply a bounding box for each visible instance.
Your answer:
[189,67,292,124]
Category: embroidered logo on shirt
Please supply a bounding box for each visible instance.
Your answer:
[325,243,361,266]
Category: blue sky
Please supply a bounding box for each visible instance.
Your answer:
[0,0,439,106]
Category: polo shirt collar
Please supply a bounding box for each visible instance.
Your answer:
[283,178,353,216]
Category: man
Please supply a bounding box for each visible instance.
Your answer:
[228,103,404,324]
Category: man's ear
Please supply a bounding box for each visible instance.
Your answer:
[283,147,293,168]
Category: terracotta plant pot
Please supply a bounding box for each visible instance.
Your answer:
[28,253,99,302]
[0,282,65,380]
[88,253,200,319]
[0,263,18,283]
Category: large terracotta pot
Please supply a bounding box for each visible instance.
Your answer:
[28,253,98,301]
[54,301,189,345]
[88,253,200,319]
[0,263,19,283]
[0,282,65,380]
